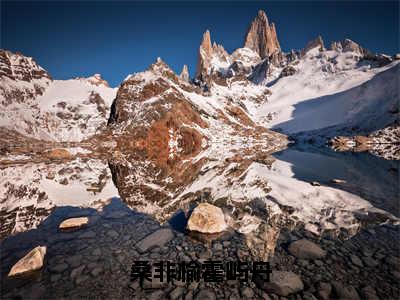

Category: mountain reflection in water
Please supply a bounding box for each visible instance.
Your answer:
[0,144,398,250]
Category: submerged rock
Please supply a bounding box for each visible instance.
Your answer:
[8,246,47,277]
[59,217,89,230]
[136,228,174,253]
[288,239,326,259]
[187,203,228,234]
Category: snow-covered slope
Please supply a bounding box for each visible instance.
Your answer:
[0,157,118,238]
[0,50,117,142]
[252,47,399,134]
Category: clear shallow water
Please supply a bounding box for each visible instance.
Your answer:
[0,144,399,298]
[273,145,399,217]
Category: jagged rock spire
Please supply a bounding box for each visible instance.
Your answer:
[195,30,213,80]
[180,64,190,82]
[244,10,281,58]
[302,35,325,55]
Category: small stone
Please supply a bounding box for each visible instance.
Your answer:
[332,282,360,300]
[361,286,379,300]
[136,228,174,253]
[310,181,320,186]
[314,260,323,267]
[303,292,318,300]
[90,267,103,277]
[185,290,194,300]
[194,288,216,300]
[50,273,61,282]
[8,246,46,277]
[79,231,96,239]
[350,254,363,267]
[317,282,332,300]
[66,254,82,268]
[91,248,101,256]
[59,217,89,230]
[213,243,223,251]
[288,239,326,259]
[241,286,254,298]
[49,262,68,273]
[70,265,85,280]
[363,256,378,267]
[187,203,228,234]
[223,241,231,247]
[76,274,89,285]
[256,271,304,296]
[170,287,185,300]
[107,230,119,239]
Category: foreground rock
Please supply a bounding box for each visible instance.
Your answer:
[187,203,228,234]
[59,217,89,230]
[256,271,304,296]
[8,246,47,277]
[136,228,174,253]
[288,239,326,259]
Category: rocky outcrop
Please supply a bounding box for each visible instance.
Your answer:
[195,30,231,85]
[243,10,281,59]
[329,123,400,160]
[302,35,325,55]
[8,246,47,276]
[85,74,109,87]
[330,39,365,55]
[279,65,297,78]
[179,64,190,82]
[187,203,228,234]
[0,50,51,82]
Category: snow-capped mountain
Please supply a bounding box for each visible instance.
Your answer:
[0,50,117,142]
[0,9,398,148]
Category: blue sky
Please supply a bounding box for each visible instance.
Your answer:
[2,1,398,87]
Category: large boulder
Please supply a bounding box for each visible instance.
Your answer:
[288,239,326,259]
[256,271,304,296]
[187,203,228,234]
[8,246,47,277]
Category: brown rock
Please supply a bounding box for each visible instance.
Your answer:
[59,217,89,230]
[243,10,281,58]
[44,148,72,160]
[187,203,228,234]
[8,246,47,277]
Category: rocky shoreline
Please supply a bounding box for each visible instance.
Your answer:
[1,200,398,299]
